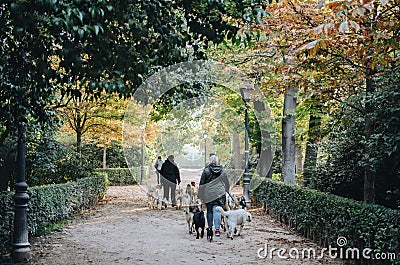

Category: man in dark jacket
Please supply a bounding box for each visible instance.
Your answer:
[160,155,181,208]
[198,154,229,237]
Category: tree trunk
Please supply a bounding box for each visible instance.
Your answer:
[364,70,376,203]
[295,144,303,174]
[76,128,82,154]
[245,99,275,191]
[281,87,297,184]
[253,100,274,179]
[232,132,241,170]
[303,102,322,187]
[102,146,107,169]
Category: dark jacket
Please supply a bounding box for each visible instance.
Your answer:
[160,159,181,184]
[198,163,229,205]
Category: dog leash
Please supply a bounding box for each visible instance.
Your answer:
[227,192,238,207]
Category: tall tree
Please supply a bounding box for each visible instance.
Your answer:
[297,0,400,202]
[1,0,271,179]
[60,91,127,154]
[281,87,297,183]
[302,95,322,186]
[1,1,271,260]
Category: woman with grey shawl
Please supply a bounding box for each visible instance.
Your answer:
[198,154,229,237]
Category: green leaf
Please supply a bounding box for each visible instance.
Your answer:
[89,7,96,19]
[93,25,100,36]
[75,10,83,24]
[78,28,84,38]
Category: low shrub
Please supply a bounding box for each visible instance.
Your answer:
[253,179,400,264]
[0,173,108,258]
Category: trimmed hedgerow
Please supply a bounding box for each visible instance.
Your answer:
[0,192,14,258]
[253,179,400,264]
[0,173,108,257]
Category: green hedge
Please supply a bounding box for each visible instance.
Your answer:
[95,167,151,186]
[253,179,400,264]
[0,191,14,259]
[0,173,108,257]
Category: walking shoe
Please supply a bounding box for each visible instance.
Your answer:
[215,230,221,236]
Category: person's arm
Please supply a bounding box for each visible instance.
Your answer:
[176,167,181,184]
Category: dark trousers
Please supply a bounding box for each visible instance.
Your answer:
[163,181,176,205]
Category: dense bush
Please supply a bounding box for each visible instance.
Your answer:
[1,125,98,189]
[25,127,96,187]
[27,141,96,187]
[253,179,400,264]
[81,140,129,169]
[0,174,108,257]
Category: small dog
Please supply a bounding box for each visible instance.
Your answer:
[191,206,205,239]
[190,182,198,204]
[147,184,163,210]
[206,227,213,242]
[238,195,247,209]
[225,192,237,210]
[181,194,193,233]
[176,186,184,209]
[215,206,252,240]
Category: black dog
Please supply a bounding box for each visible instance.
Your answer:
[192,206,205,239]
[206,227,213,242]
[238,196,247,209]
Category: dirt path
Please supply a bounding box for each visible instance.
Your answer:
[18,182,346,265]
[4,169,347,265]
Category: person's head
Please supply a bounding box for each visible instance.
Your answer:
[168,154,174,161]
[209,153,218,165]
[158,156,161,159]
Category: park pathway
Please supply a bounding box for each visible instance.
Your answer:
[14,169,346,265]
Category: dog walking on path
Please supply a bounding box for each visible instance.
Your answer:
[215,206,252,240]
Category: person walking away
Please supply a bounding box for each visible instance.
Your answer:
[198,154,229,237]
[160,155,181,208]
[154,156,163,185]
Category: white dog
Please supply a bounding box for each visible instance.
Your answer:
[147,184,163,210]
[215,206,252,240]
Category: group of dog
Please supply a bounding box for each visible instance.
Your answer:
[146,183,252,242]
